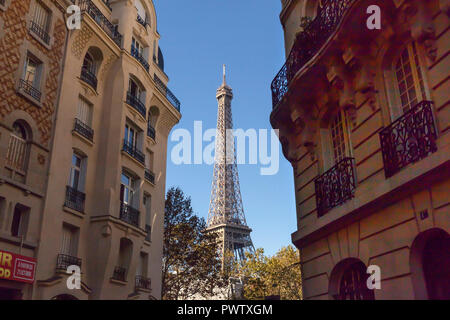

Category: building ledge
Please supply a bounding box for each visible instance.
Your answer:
[110,278,127,286]
[292,131,450,248]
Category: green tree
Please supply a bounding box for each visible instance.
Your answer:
[236,245,303,300]
[161,187,227,300]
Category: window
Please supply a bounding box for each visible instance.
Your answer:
[23,54,42,89]
[330,110,351,164]
[136,252,148,277]
[395,42,427,115]
[6,122,29,174]
[31,1,51,43]
[134,0,147,23]
[131,37,144,56]
[120,172,135,206]
[337,261,375,300]
[61,224,79,257]
[128,78,143,100]
[83,52,96,75]
[77,96,93,127]
[144,194,151,224]
[69,152,85,192]
[10,204,30,238]
[124,124,138,148]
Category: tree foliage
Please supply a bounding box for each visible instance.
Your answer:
[161,187,227,300]
[234,246,303,300]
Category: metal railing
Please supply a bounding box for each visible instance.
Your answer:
[315,157,356,217]
[101,0,111,10]
[145,224,151,242]
[112,266,127,282]
[147,124,156,140]
[119,202,140,227]
[131,46,150,72]
[136,14,148,27]
[79,0,122,48]
[154,74,181,112]
[135,275,151,290]
[6,134,28,172]
[379,101,438,178]
[80,67,98,90]
[65,186,86,212]
[56,254,82,270]
[271,0,354,109]
[126,91,146,117]
[122,140,145,164]
[19,79,41,101]
[74,118,94,141]
[145,169,155,184]
[29,20,50,44]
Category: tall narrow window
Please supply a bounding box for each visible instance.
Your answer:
[6,122,29,174]
[61,224,78,257]
[77,97,93,127]
[395,42,427,115]
[120,172,135,206]
[129,78,142,100]
[69,153,85,191]
[124,124,138,148]
[10,204,30,238]
[83,52,96,75]
[330,111,350,164]
[31,1,51,43]
[131,37,144,56]
[23,54,42,89]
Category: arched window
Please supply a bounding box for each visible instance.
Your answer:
[5,121,30,178]
[337,261,375,300]
[81,47,103,89]
[394,42,428,115]
[82,52,95,74]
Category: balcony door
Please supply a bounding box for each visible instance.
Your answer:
[330,110,351,166]
[124,123,139,149]
[61,224,78,257]
[69,153,85,192]
[120,172,135,207]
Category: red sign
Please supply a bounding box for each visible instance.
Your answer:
[0,250,36,284]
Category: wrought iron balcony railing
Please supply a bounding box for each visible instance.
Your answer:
[112,266,127,282]
[65,185,86,212]
[147,124,156,140]
[154,74,181,112]
[136,14,148,28]
[30,20,50,45]
[131,46,150,72]
[79,0,122,48]
[101,0,112,10]
[120,202,140,227]
[135,275,151,290]
[145,224,151,242]
[126,91,147,117]
[379,101,437,178]
[19,79,41,101]
[122,140,145,164]
[271,0,354,109]
[315,157,356,217]
[80,67,98,90]
[74,118,94,141]
[56,254,82,270]
[145,169,155,184]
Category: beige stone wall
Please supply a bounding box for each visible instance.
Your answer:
[273,0,450,300]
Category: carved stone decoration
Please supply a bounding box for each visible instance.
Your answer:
[411,0,437,62]
[99,54,117,82]
[71,26,94,59]
[101,224,112,237]
[37,154,46,165]
[440,0,450,17]
[305,142,317,161]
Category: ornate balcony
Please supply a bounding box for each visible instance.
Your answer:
[122,140,145,164]
[135,275,151,290]
[56,254,82,271]
[147,124,156,140]
[379,101,437,178]
[136,14,148,28]
[112,266,127,282]
[119,202,140,227]
[315,157,356,217]
[271,0,354,109]
[79,0,122,48]
[29,20,50,44]
[145,169,155,184]
[19,79,41,101]
[154,74,181,112]
[65,186,86,213]
[131,46,150,72]
[73,118,94,141]
[145,224,151,242]
[126,91,147,117]
[80,67,98,90]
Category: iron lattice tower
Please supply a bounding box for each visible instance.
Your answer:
[207,66,254,266]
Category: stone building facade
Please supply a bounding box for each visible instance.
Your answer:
[271,0,449,299]
[0,0,181,300]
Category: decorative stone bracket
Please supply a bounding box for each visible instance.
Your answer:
[411,0,438,62]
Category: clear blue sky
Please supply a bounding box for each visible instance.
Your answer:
[154,0,296,256]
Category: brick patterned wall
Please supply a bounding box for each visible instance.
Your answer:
[0,0,67,147]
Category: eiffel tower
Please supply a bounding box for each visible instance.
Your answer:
[206,66,254,267]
